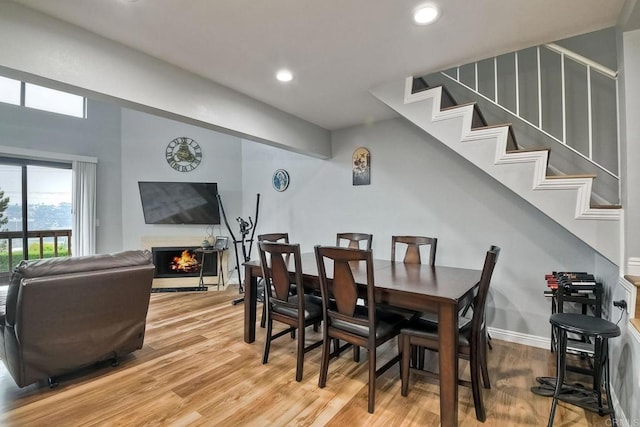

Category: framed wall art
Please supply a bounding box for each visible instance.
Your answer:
[352,147,370,185]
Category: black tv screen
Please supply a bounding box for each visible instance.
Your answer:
[138,181,220,225]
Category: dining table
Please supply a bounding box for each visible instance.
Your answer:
[243,252,482,427]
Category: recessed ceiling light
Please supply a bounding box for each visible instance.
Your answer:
[413,4,439,25]
[276,69,293,82]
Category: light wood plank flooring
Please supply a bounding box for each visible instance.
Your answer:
[0,286,612,426]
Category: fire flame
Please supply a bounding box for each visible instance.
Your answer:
[170,250,200,273]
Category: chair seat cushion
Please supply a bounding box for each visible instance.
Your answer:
[401,317,472,346]
[272,294,322,320]
[377,304,420,320]
[331,308,406,339]
[550,312,621,338]
[413,311,472,330]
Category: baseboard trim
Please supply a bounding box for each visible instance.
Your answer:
[487,326,550,350]
[609,387,630,427]
[628,257,640,276]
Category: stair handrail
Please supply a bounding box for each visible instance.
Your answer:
[439,43,619,181]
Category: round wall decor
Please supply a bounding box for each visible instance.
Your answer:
[272,169,290,192]
[165,137,202,172]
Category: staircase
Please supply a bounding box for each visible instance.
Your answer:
[370,77,621,262]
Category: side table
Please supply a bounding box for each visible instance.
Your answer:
[194,247,226,290]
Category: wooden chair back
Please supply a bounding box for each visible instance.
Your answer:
[391,235,437,265]
[258,233,290,243]
[258,241,301,311]
[315,245,375,322]
[336,232,373,250]
[471,245,500,345]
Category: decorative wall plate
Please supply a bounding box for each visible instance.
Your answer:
[272,169,290,192]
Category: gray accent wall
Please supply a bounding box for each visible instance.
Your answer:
[0,99,123,254]
[242,117,599,338]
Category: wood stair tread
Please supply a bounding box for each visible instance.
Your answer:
[546,174,597,180]
[507,148,550,154]
[624,275,640,287]
[590,204,622,209]
[441,101,476,111]
[471,123,512,131]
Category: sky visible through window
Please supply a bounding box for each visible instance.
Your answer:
[0,165,71,205]
[0,75,85,118]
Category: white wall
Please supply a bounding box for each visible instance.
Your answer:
[242,117,599,338]
[120,108,243,252]
[0,2,331,159]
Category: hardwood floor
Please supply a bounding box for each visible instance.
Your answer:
[0,287,612,426]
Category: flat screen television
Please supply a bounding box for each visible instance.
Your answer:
[138,181,220,225]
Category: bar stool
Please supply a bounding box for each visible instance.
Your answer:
[547,312,620,427]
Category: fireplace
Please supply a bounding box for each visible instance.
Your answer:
[151,246,217,278]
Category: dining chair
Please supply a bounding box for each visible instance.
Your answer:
[391,235,437,265]
[335,232,373,361]
[314,245,406,413]
[258,241,323,382]
[399,245,500,422]
[258,233,290,328]
[336,232,373,250]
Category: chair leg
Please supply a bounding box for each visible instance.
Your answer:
[319,335,331,388]
[296,326,304,382]
[481,333,491,389]
[353,345,360,363]
[410,345,418,368]
[418,346,425,370]
[603,340,617,426]
[332,339,340,357]
[262,317,273,364]
[470,351,486,422]
[260,303,266,328]
[368,347,376,414]
[401,335,411,397]
[548,328,567,427]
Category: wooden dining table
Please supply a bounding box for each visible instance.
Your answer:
[243,253,481,427]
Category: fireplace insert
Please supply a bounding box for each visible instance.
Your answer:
[151,246,217,278]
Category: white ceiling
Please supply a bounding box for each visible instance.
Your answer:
[10,0,626,131]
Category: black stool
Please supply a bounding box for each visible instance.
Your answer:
[547,312,620,427]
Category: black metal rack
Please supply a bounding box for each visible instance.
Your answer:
[546,273,603,376]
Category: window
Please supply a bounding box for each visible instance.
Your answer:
[25,83,85,118]
[0,158,72,282]
[0,75,86,118]
[0,76,20,105]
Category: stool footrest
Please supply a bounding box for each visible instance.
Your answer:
[531,377,613,415]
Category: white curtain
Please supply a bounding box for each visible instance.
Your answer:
[72,160,97,256]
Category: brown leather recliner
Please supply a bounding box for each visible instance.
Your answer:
[0,250,155,388]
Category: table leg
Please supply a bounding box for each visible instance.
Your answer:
[243,264,258,343]
[438,302,459,427]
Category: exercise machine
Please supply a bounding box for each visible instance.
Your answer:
[217,193,260,305]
